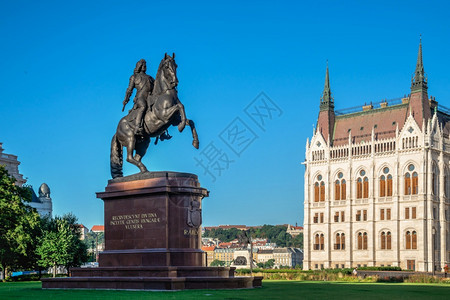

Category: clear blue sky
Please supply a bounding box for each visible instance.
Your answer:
[1,1,450,229]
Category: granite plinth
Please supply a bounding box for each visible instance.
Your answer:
[97,171,207,267]
[42,172,262,290]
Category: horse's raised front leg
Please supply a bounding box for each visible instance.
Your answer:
[177,103,186,132]
[125,138,148,173]
[186,119,199,149]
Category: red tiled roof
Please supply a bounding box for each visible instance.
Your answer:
[201,246,216,251]
[91,225,104,232]
[332,104,408,146]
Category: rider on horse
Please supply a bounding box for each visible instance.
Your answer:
[122,59,155,135]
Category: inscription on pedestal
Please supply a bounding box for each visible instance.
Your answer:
[110,213,161,230]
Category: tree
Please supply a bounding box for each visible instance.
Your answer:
[37,214,88,277]
[0,166,40,281]
[291,233,303,249]
[210,259,225,267]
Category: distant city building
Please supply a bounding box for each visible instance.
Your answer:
[1,143,53,217]
[91,225,104,233]
[203,225,262,231]
[77,224,89,240]
[257,249,274,264]
[28,183,53,217]
[214,248,235,266]
[286,224,304,237]
[303,42,450,272]
[0,142,26,186]
[273,248,303,268]
[201,245,216,266]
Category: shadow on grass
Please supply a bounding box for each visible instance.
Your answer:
[1,280,449,300]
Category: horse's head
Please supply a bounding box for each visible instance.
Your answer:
[158,53,178,90]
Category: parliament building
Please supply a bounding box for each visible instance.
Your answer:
[303,42,450,272]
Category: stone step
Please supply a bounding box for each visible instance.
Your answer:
[42,276,263,290]
[70,266,235,278]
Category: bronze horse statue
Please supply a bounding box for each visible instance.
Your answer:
[110,53,199,178]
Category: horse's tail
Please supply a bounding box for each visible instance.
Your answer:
[110,133,123,178]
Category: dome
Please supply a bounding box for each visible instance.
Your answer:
[38,183,50,198]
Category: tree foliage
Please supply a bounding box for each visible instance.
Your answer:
[210,259,226,267]
[0,166,40,280]
[203,225,304,249]
[37,214,88,277]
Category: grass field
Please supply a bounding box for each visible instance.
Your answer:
[1,280,450,299]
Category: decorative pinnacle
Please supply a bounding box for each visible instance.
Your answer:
[320,61,334,111]
[411,36,427,91]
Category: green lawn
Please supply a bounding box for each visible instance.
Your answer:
[1,280,449,299]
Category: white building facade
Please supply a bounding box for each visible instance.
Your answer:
[303,42,450,272]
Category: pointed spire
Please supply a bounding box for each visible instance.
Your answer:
[320,61,334,111]
[411,36,427,91]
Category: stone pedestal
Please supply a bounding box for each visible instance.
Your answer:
[42,172,262,290]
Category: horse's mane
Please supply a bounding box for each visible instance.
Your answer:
[152,57,170,95]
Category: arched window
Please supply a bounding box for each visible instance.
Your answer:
[405,230,417,249]
[363,232,368,249]
[356,170,368,199]
[320,234,324,250]
[387,232,392,249]
[335,233,341,250]
[380,175,386,197]
[445,168,449,197]
[387,175,393,196]
[405,173,411,195]
[380,231,392,250]
[405,164,418,195]
[381,232,386,249]
[314,182,320,202]
[335,180,340,200]
[406,231,410,249]
[412,172,418,195]
[357,178,363,199]
[432,163,439,195]
[412,231,417,249]
[335,172,346,200]
[314,175,325,202]
[335,233,345,250]
[341,179,346,200]
[358,232,363,249]
[357,232,368,250]
[314,234,320,250]
[320,182,325,201]
[380,167,393,197]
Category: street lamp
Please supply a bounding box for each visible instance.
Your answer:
[91,241,95,262]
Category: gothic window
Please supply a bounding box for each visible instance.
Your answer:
[314,182,320,202]
[404,164,418,195]
[432,163,439,196]
[380,167,393,197]
[335,172,346,200]
[314,174,325,202]
[314,234,320,250]
[335,180,340,200]
[445,168,449,198]
[380,231,392,250]
[357,232,368,250]
[387,175,393,196]
[320,182,325,202]
[341,180,346,200]
[356,170,368,199]
[335,233,345,250]
[380,175,386,197]
[320,234,324,250]
[405,230,418,249]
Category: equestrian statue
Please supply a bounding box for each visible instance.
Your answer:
[110,53,199,178]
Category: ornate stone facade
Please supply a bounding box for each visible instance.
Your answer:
[303,42,450,272]
[0,142,26,186]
